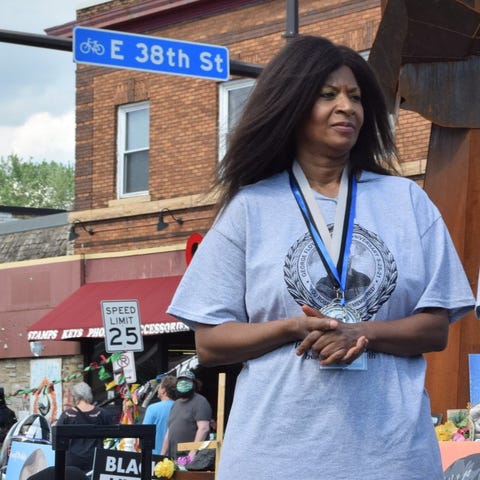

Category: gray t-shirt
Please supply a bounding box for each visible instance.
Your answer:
[168,171,474,480]
[167,393,212,458]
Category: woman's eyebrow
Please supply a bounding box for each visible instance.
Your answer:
[322,83,361,91]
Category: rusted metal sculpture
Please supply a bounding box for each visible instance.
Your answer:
[369,0,480,416]
[369,0,480,127]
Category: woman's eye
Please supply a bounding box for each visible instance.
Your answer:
[351,94,362,102]
[319,91,335,99]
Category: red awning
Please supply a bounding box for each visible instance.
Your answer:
[27,276,188,341]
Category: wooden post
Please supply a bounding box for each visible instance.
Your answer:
[423,126,480,416]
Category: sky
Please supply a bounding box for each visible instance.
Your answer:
[0,1,100,166]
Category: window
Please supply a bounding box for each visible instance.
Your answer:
[359,50,370,60]
[218,78,255,160]
[117,101,150,198]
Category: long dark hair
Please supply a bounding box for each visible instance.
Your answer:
[215,35,398,210]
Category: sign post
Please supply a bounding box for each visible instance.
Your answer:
[74,26,230,81]
[101,300,144,353]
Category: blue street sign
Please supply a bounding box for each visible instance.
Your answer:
[73,26,230,81]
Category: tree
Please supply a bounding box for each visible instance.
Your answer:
[0,154,74,210]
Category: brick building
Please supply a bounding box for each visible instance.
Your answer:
[47,0,430,255]
[4,0,476,419]
[63,0,429,258]
[62,0,429,409]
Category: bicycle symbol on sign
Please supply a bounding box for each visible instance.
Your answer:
[80,38,106,56]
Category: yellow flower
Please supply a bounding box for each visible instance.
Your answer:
[435,421,459,441]
[154,458,176,479]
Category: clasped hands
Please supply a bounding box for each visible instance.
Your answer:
[296,305,368,365]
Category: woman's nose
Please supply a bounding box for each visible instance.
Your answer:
[336,94,355,114]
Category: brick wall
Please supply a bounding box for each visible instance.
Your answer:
[0,355,84,419]
[72,0,431,254]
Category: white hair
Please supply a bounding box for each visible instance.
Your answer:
[70,382,93,404]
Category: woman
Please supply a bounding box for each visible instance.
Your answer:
[56,382,112,474]
[167,36,474,479]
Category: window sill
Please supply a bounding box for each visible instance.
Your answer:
[108,195,151,208]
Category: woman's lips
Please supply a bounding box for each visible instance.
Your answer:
[331,122,355,133]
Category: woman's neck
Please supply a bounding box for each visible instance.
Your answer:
[296,157,347,197]
[76,399,93,411]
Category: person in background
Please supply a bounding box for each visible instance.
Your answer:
[142,375,176,455]
[166,35,475,480]
[160,371,211,461]
[56,382,113,474]
[0,387,17,446]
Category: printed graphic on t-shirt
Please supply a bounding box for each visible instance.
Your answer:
[284,224,397,320]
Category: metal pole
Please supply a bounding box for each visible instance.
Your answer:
[0,29,262,78]
[284,0,298,42]
[0,29,72,51]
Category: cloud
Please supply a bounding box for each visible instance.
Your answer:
[0,44,75,127]
[0,110,75,165]
[0,0,77,165]
[0,1,108,166]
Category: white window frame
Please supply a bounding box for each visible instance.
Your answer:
[116,101,150,198]
[218,78,255,161]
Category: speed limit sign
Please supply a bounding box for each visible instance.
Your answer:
[101,300,144,353]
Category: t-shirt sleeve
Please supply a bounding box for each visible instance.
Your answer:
[167,196,248,328]
[99,407,115,425]
[142,406,154,425]
[55,413,67,425]
[194,396,213,422]
[413,191,474,322]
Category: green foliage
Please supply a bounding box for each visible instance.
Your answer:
[450,410,469,430]
[0,154,74,210]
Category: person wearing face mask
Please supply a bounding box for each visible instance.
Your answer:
[160,370,212,461]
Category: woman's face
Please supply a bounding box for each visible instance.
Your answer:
[297,65,364,159]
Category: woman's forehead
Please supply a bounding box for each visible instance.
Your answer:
[324,66,360,88]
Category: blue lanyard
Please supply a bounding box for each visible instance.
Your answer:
[289,169,357,305]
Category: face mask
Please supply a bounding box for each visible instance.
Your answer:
[176,380,194,394]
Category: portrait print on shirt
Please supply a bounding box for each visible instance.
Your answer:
[284,223,397,321]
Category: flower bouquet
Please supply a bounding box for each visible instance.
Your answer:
[435,409,473,441]
[153,458,177,479]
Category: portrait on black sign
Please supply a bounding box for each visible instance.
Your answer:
[444,453,480,479]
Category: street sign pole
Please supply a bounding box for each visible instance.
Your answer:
[0,28,263,78]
